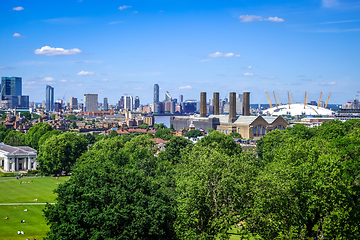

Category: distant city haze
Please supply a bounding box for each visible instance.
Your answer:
[1,0,359,105]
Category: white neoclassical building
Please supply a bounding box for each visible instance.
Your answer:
[0,143,37,172]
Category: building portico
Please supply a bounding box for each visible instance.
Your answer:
[0,143,37,172]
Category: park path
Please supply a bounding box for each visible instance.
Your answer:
[0,203,55,205]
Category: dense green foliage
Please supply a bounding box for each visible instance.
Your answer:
[184,129,202,138]
[3,130,25,146]
[38,130,63,147]
[37,132,88,175]
[42,120,360,239]
[229,132,242,138]
[44,136,176,240]
[25,122,53,150]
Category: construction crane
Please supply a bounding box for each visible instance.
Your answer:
[273,92,278,108]
[276,92,282,106]
[325,92,331,109]
[291,93,293,104]
[304,92,307,109]
[266,92,273,108]
[317,92,323,109]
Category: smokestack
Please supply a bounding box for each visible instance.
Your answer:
[200,92,207,117]
[213,92,219,115]
[229,92,236,123]
[243,92,250,116]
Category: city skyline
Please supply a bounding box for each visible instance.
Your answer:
[1,0,360,104]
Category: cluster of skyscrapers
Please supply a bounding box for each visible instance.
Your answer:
[0,77,29,109]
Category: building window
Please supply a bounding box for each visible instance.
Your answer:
[254,127,257,136]
[278,125,282,130]
[31,163,34,169]
[263,127,266,135]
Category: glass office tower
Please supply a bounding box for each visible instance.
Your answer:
[46,85,54,111]
[1,77,22,100]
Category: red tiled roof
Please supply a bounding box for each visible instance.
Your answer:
[150,138,169,144]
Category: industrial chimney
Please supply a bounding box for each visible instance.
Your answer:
[229,92,236,123]
[213,92,219,115]
[243,92,250,116]
[200,92,207,117]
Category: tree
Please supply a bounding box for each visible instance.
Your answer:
[175,144,253,239]
[170,123,175,131]
[43,136,177,239]
[84,133,96,145]
[0,125,9,142]
[158,136,193,164]
[71,121,77,129]
[109,130,118,138]
[20,112,31,121]
[37,132,88,175]
[25,123,53,150]
[66,115,77,120]
[155,128,173,140]
[0,113,7,121]
[197,131,242,156]
[38,130,63,148]
[244,121,360,239]
[51,114,56,120]
[154,123,167,129]
[139,123,150,130]
[207,128,215,134]
[184,129,202,138]
[229,132,241,138]
[3,130,25,146]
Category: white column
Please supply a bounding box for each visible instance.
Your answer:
[12,158,15,172]
[27,157,30,170]
[24,157,27,170]
[15,158,18,171]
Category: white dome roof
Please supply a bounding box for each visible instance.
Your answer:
[263,103,335,116]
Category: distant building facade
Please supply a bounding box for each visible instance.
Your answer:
[124,95,133,111]
[0,143,37,172]
[154,84,159,104]
[103,97,109,111]
[46,85,54,112]
[69,97,78,110]
[84,94,98,112]
[134,96,140,109]
[1,77,29,109]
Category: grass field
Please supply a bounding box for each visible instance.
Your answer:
[0,176,68,203]
[0,205,49,240]
[0,176,69,240]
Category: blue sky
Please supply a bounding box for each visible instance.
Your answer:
[1,0,359,105]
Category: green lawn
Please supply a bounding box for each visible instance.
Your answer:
[0,176,69,240]
[0,176,68,203]
[0,205,49,240]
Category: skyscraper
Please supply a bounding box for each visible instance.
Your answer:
[46,85,54,112]
[134,96,140,109]
[84,94,98,112]
[103,97,108,111]
[1,77,22,100]
[154,84,159,104]
[179,95,183,103]
[165,91,172,102]
[69,97,78,110]
[125,95,133,111]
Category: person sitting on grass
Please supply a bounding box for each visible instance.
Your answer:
[24,209,28,211]
[4,216,9,219]
[21,219,25,223]
[17,231,20,235]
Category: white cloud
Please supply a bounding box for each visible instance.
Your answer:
[159,10,164,13]
[239,15,284,23]
[179,86,192,89]
[239,15,263,22]
[207,52,240,58]
[321,19,360,24]
[43,77,54,82]
[77,71,94,76]
[34,46,82,56]
[13,6,24,11]
[265,17,284,22]
[119,5,132,10]
[13,33,25,38]
[77,84,83,87]
[242,66,252,69]
[235,54,241,57]
[0,66,8,70]
[322,0,339,8]
[133,11,138,13]
[102,79,108,81]
[243,73,254,76]
[59,79,68,82]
